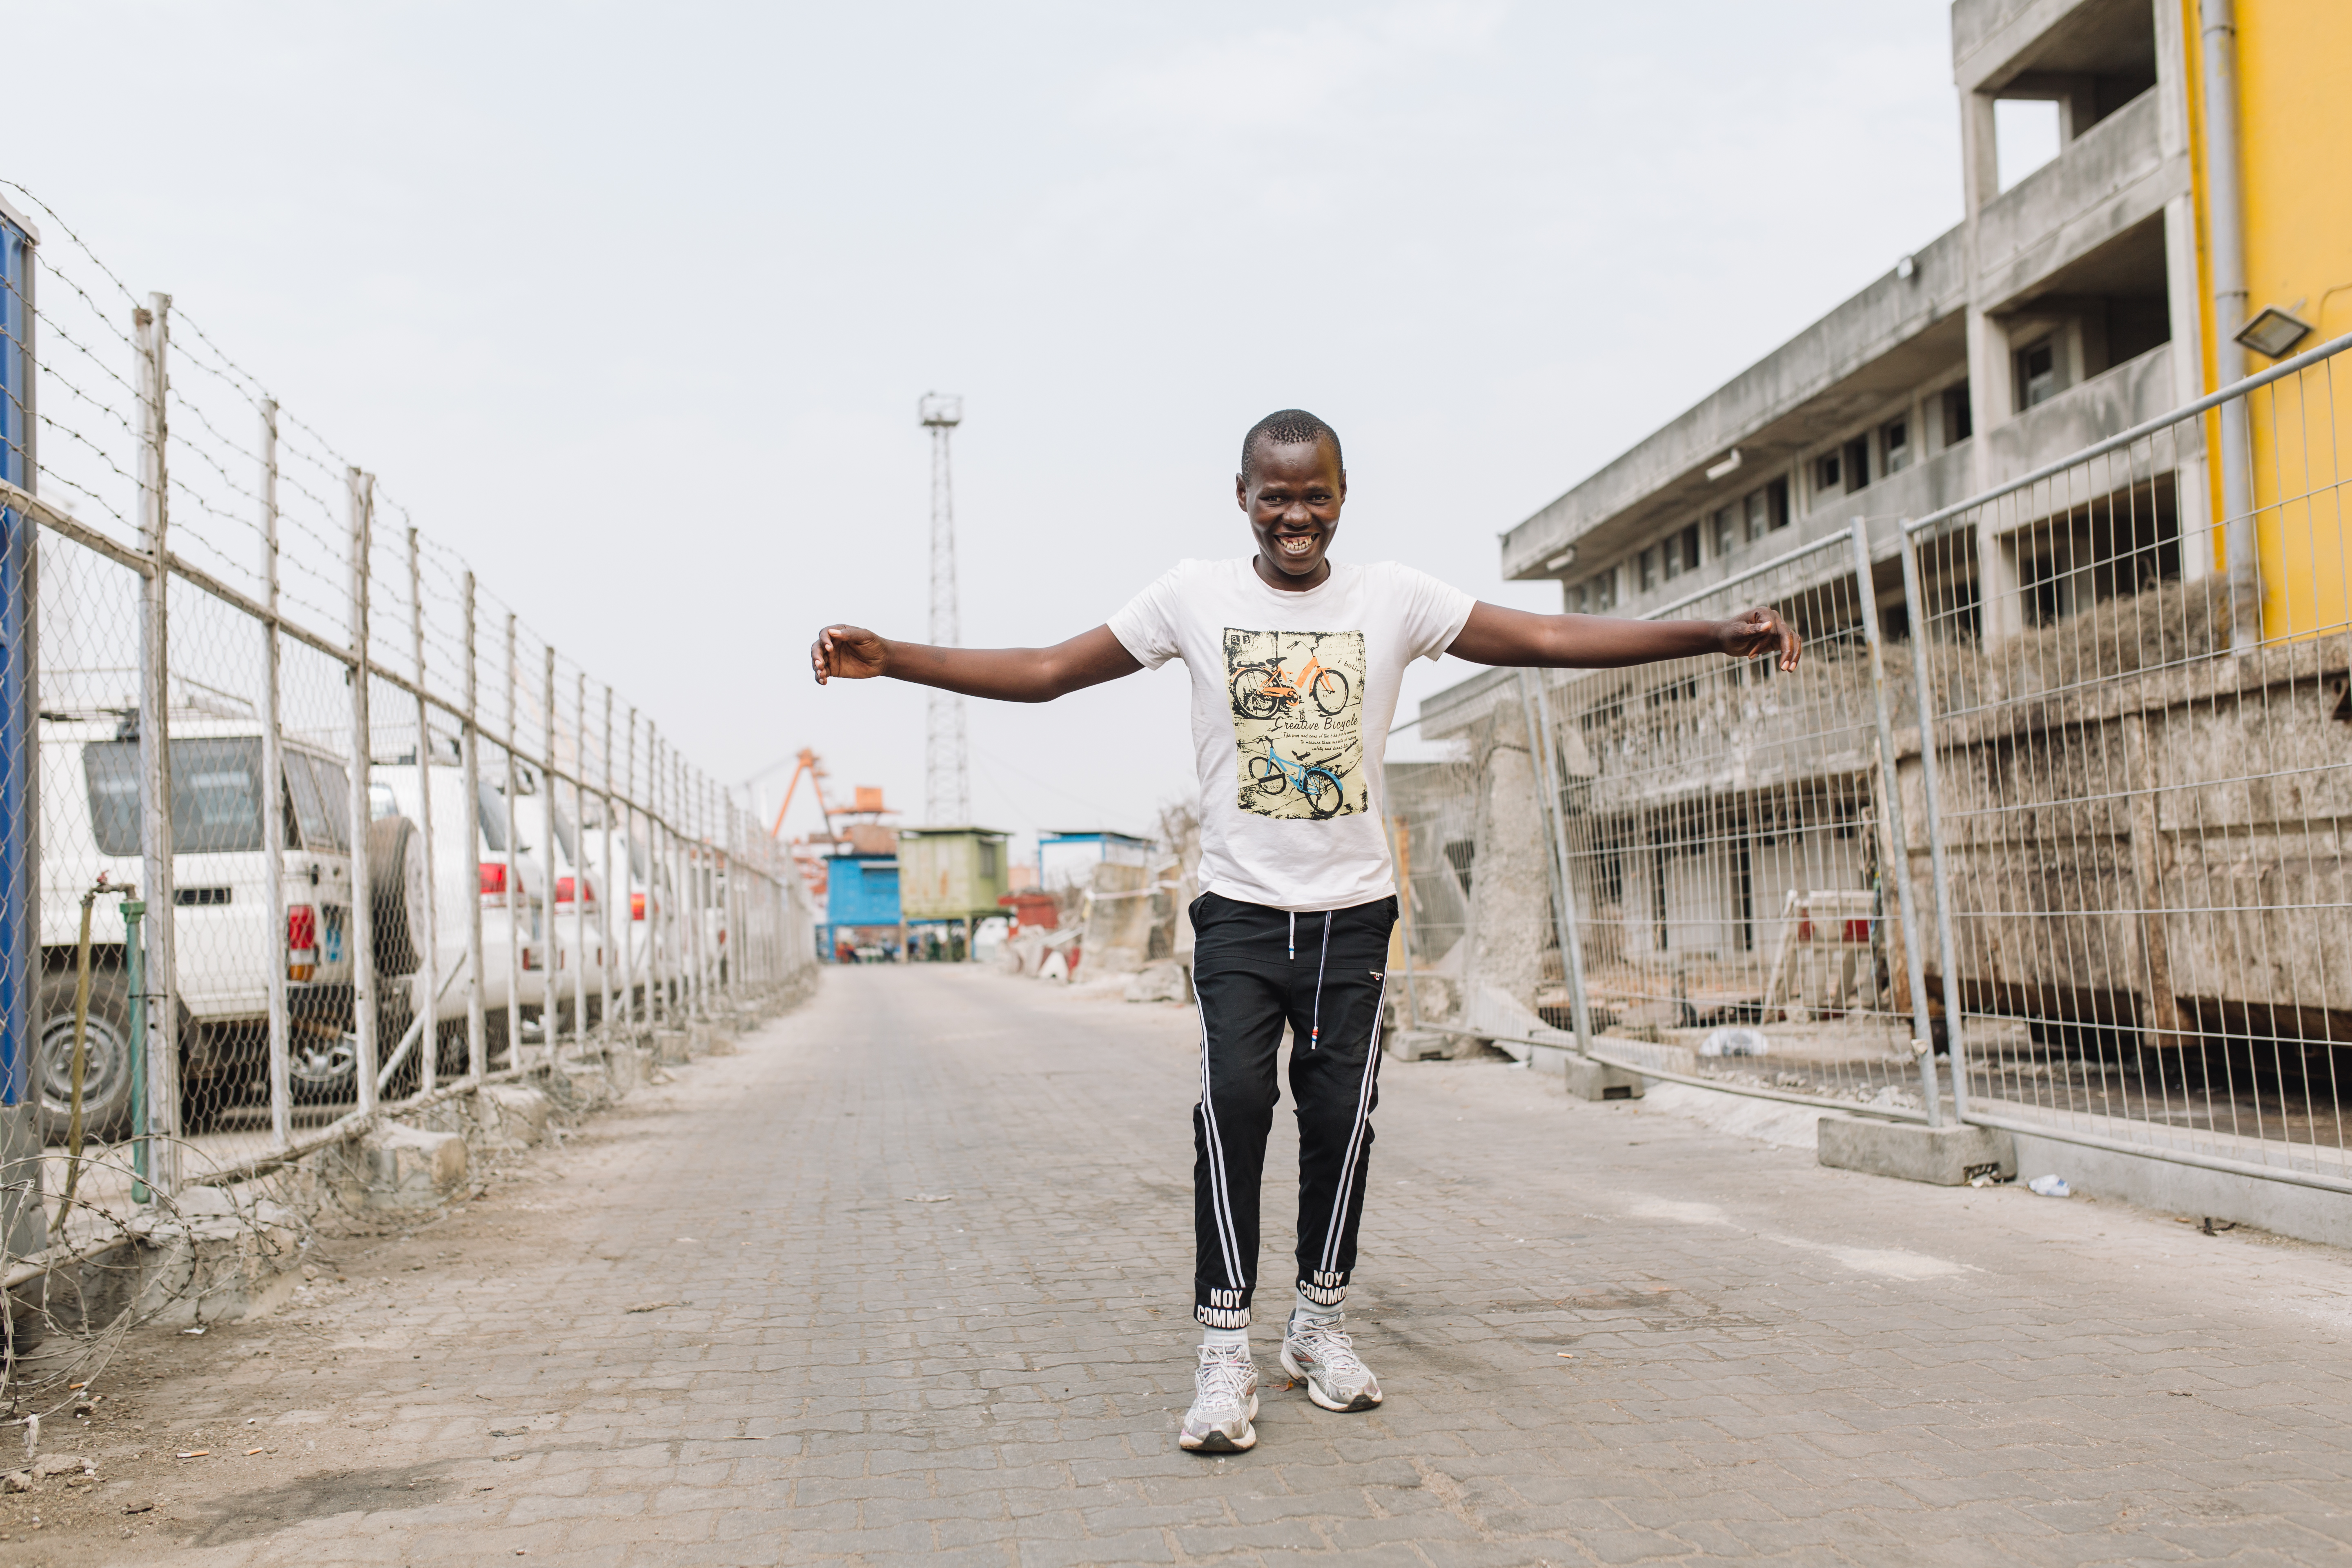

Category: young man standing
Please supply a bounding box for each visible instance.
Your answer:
[811,409,1800,1454]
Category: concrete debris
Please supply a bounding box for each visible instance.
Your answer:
[30,1454,89,1477]
[2,1470,26,1492]
[905,1192,954,1203]
[1124,960,1192,1004]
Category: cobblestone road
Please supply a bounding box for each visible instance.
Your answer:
[44,965,2352,1566]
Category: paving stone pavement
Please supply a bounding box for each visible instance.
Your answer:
[62,965,2352,1566]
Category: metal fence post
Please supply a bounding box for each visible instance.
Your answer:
[259,399,291,1147]
[407,527,438,1097]
[1898,525,1970,1123]
[1518,668,1595,1055]
[571,669,588,1051]
[347,468,378,1117]
[646,725,663,1031]
[1851,521,1942,1127]
[541,645,559,1064]
[462,571,486,1082]
[599,683,614,1046]
[622,707,638,1035]
[135,293,180,1195]
[503,613,522,1066]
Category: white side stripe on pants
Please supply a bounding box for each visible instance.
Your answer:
[1195,999,1245,1289]
[1319,970,1388,1276]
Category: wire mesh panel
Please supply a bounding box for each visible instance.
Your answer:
[1532,530,1933,1109]
[1907,338,2352,1182]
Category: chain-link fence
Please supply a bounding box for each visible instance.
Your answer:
[0,183,819,1315]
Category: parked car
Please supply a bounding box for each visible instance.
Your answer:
[36,704,428,1138]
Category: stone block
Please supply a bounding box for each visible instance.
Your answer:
[653,1029,693,1065]
[340,1121,469,1211]
[1384,1029,1453,1062]
[479,1084,550,1146]
[1533,1047,1644,1101]
[1817,1115,2015,1187]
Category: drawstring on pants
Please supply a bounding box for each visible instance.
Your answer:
[1287,912,1296,962]
[1309,912,1332,1048]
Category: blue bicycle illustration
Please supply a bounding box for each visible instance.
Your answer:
[1247,742,1347,819]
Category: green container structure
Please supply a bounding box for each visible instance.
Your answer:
[896,828,1012,959]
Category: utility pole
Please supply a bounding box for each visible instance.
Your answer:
[920,392,970,826]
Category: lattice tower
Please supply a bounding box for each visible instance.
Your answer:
[919,392,970,825]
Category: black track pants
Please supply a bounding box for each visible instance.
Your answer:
[1190,890,1396,1330]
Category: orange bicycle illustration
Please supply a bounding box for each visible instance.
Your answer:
[1230,650,1351,721]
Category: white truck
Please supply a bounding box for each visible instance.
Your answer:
[37,706,430,1139]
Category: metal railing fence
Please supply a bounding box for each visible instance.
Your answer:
[1395,327,2352,1198]
[1904,329,2352,1193]
[0,184,819,1232]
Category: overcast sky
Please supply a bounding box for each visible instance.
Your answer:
[11,1,1964,846]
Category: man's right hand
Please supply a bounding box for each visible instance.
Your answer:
[811,624,889,685]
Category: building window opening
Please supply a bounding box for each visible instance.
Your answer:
[1713,504,1738,559]
[1843,436,1871,492]
[1814,450,1842,496]
[1941,383,1973,445]
[1746,478,1788,539]
[2018,338,2058,408]
[1661,522,1700,581]
[1882,416,1911,474]
[1590,568,1617,611]
[1639,546,1659,592]
[1994,97,2062,192]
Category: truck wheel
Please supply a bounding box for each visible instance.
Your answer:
[369,815,430,976]
[38,970,137,1144]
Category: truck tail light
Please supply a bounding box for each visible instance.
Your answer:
[556,875,595,905]
[521,945,542,972]
[480,862,508,898]
[287,904,318,981]
[631,892,646,922]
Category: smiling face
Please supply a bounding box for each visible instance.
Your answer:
[1237,436,1346,591]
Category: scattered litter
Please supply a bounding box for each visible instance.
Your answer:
[182,1326,207,1336]
[2200,1218,2238,1236]
[624,1301,676,1314]
[2169,1390,2194,1397]
[245,1448,265,1456]
[1700,1027,1769,1058]
[489,1429,528,1438]
[1555,1353,1575,1359]
[123,1500,154,1514]
[906,1194,956,1203]
[177,1450,209,1459]
[673,1237,699,1244]
[22,1413,38,1460]
[2026,1175,2071,1198]
[493,1454,522,1463]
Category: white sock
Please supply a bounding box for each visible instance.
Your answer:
[1292,1286,1343,1327]
[1202,1324,1249,1353]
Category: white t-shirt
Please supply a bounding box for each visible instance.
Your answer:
[1107,557,1477,912]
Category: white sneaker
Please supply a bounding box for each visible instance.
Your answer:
[1281,1313,1382,1412]
[1178,1342,1259,1453]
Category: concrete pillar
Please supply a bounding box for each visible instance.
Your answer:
[1469,700,1549,1021]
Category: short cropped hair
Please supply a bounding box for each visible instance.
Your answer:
[1240,409,1343,481]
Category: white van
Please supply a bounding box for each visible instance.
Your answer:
[37,707,429,1138]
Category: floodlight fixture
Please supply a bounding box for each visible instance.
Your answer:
[919,391,964,428]
[2234,306,2314,361]
[1705,448,1743,482]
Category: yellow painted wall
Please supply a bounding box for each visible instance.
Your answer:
[2184,0,2352,637]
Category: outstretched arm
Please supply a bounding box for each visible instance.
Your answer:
[1446,601,1801,672]
[809,623,1143,703]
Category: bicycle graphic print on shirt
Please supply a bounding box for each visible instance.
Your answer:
[1221,627,1367,821]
